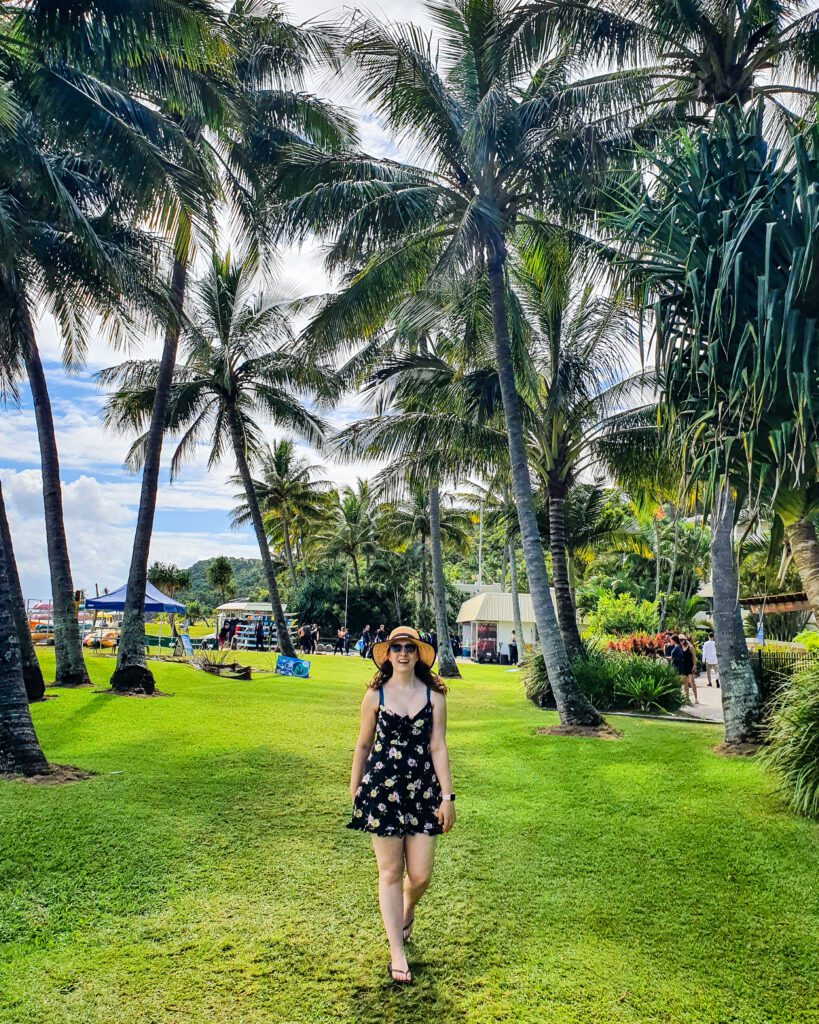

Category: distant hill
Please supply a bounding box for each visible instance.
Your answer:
[179,556,267,610]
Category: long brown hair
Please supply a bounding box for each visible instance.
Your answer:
[367,657,448,695]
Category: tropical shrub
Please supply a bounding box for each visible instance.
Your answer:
[586,592,660,637]
[794,630,819,653]
[759,667,819,819]
[523,648,684,713]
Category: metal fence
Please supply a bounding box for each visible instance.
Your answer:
[750,647,819,705]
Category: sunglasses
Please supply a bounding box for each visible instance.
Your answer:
[389,643,418,654]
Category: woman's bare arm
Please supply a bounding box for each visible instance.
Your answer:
[429,692,456,832]
[349,689,379,801]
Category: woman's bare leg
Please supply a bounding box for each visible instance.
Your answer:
[403,833,436,933]
[689,673,698,704]
[371,835,409,974]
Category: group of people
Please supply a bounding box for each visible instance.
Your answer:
[326,623,462,664]
[661,630,720,705]
[298,622,321,654]
[218,616,274,651]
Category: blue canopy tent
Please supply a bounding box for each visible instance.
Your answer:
[85,582,185,613]
[86,583,186,651]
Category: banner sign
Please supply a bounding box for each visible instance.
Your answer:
[275,655,311,678]
[179,634,194,657]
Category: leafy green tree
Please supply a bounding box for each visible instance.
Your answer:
[102,249,330,663]
[207,556,235,606]
[271,0,654,724]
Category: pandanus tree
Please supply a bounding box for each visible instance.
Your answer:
[271,0,663,724]
[610,109,819,745]
[101,249,332,667]
[0,0,221,687]
[111,0,356,694]
[231,440,333,592]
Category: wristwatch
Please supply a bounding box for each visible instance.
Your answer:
[441,793,456,802]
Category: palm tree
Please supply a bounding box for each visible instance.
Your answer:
[111,1,356,694]
[146,562,191,637]
[232,440,332,591]
[381,484,471,677]
[208,556,235,606]
[521,0,819,138]
[320,480,380,589]
[101,249,331,671]
[271,2,656,724]
[510,239,644,659]
[0,481,45,702]
[0,0,239,689]
[0,496,49,776]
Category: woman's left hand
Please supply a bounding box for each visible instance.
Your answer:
[435,800,456,833]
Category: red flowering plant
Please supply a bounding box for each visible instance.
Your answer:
[606,633,667,657]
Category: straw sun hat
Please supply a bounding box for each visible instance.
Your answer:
[370,626,436,670]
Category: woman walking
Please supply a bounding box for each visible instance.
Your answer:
[347,626,456,985]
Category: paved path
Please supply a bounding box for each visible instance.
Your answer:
[678,671,724,723]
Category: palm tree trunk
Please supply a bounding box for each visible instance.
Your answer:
[500,542,508,591]
[710,484,761,745]
[548,485,584,661]
[508,536,525,667]
[486,241,602,726]
[653,515,662,602]
[282,516,298,591]
[420,531,429,617]
[784,517,819,620]
[659,509,680,629]
[21,310,89,687]
[429,486,460,679]
[351,553,361,589]
[227,409,296,658]
[0,483,45,702]
[0,509,49,776]
[112,255,188,694]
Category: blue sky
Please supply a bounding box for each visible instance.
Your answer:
[1,0,431,600]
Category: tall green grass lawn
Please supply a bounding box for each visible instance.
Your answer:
[1,652,817,1023]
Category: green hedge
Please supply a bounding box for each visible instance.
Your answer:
[523,648,685,714]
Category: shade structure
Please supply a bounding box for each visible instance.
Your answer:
[85,582,185,614]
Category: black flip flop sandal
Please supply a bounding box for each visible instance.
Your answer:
[388,963,413,985]
[402,915,415,942]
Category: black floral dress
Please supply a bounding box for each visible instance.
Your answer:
[347,686,443,837]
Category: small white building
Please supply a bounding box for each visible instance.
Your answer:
[456,591,540,662]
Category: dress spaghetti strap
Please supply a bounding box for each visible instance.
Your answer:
[378,686,384,705]
[426,686,430,705]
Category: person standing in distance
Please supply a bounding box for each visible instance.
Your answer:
[347,627,455,985]
[702,631,719,687]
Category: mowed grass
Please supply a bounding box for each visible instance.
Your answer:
[1,652,817,1024]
